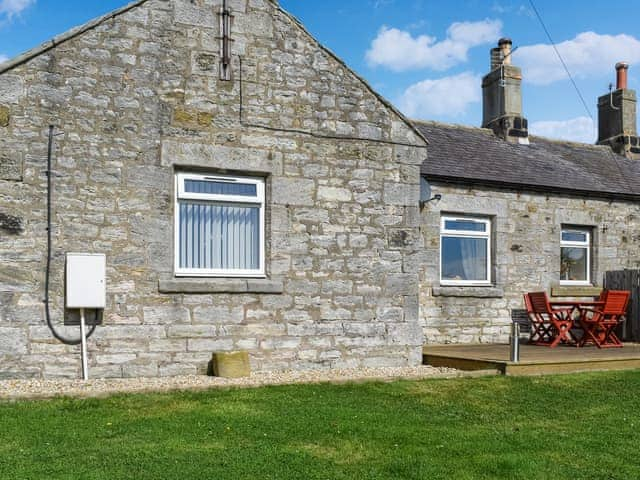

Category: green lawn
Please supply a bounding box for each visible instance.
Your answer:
[1,371,640,480]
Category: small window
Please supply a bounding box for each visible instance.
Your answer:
[560,227,591,285]
[440,216,491,285]
[174,173,265,277]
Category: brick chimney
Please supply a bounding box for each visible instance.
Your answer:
[597,62,640,159]
[482,38,529,144]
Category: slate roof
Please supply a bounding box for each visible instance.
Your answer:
[415,120,640,200]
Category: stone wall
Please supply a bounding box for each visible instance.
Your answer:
[0,0,427,379]
[420,182,640,343]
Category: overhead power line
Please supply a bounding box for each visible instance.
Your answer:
[528,0,595,123]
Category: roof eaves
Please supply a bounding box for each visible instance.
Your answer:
[0,0,150,75]
[424,174,640,203]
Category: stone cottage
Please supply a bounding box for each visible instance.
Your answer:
[0,0,428,379]
[3,2,640,381]
[416,39,640,344]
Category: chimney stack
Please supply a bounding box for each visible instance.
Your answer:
[482,38,529,143]
[597,62,639,159]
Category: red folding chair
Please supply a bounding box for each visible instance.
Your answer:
[524,293,554,345]
[528,292,575,348]
[578,290,629,348]
[571,289,608,344]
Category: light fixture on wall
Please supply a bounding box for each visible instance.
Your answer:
[420,177,442,208]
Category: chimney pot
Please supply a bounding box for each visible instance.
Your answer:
[498,38,512,66]
[616,62,629,90]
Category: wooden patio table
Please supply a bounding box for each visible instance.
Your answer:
[550,300,605,347]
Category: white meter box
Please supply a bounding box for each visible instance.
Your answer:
[66,253,106,309]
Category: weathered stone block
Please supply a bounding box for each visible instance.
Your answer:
[0,213,23,234]
[384,182,419,206]
[385,273,419,295]
[0,105,9,126]
[167,325,216,338]
[188,338,234,352]
[96,354,137,365]
[193,306,244,324]
[0,155,23,181]
[0,327,28,354]
[211,351,251,378]
[317,186,352,202]
[272,177,315,206]
[0,75,25,103]
[161,141,275,173]
[143,306,190,324]
[174,1,217,27]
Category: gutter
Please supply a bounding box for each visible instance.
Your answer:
[424,175,640,203]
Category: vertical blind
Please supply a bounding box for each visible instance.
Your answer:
[178,202,260,271]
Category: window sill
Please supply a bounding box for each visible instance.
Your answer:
[158,277,284,294]
[551,285,602,297]
[432,285,504,298]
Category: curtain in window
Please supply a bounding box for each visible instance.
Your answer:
[442,237,488,281]
[179,202,260,270]
[460,238,487,281]
[561,247,588,281]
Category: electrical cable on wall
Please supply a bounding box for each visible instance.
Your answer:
[44,125,98,345]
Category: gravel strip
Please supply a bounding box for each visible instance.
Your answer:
[0,365,476,401]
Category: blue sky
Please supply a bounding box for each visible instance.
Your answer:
[1,0,639,143]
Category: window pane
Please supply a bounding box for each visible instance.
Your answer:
[562,231,587,243]
[441,237,488,281]
[444,219,486,232]
[561,247,588,281]
[184,179,257,196]
[179,202,260,270]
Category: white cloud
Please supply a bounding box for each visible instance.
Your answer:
[372,0,394,8]
[491,2,533,17]
[529,116,596,144]
[399,72,481,118]
[514,32,640,85]
[366,19,502,72]
[0,0,34,19]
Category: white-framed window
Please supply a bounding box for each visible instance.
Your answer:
[174,172,265,277]
[560,227,591,285]
[440,216,491,285]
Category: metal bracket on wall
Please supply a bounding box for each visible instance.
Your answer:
[218,0,235,81]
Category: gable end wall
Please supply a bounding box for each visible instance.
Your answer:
[0,0,427,378]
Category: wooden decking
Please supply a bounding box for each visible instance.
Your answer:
[423,343,640,376]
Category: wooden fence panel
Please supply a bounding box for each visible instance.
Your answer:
[604,270,640,341]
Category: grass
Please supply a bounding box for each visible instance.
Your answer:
[1,371,640,479]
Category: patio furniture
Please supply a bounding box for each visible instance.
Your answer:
[528,292,575,347]
[524,293,554,345]
[550,295,606,347]
[578,290,630,348]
